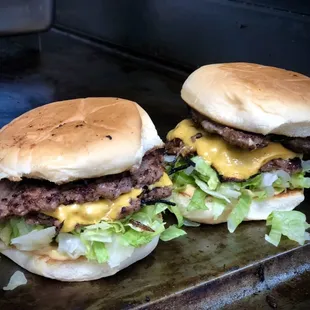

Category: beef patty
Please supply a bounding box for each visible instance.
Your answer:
[260,158,302,174]
[21,186,172,228]
[191,109,269,150]
[0,148,171,221]
[191,109,310,154]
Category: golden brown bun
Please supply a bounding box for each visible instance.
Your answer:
[172,190,304,224]
[0,98,163,184]
[0,236,159,282]
[181,63,310,137]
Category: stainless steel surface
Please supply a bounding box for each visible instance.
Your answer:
[0,0,54,35]
[0,30,309,309]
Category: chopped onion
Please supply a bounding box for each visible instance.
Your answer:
[218,187,241,199]
[11,227,56,251]
[164,155,176,163]
[265,186,275,198]
[184,165,195,175]
[3,271,27,291]
[302,160,310,172]
[261,173,278,187]
[276,170,290,183]
[58,233,86,259]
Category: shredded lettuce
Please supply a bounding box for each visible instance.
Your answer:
[80,229,113,243]
[154,203,169,215]
[9,218,44,239]
[85,241,109,264]
[11,227,56,251]
[0,202,186,265]
[167,155,310,247]
[209,198,227,220]
[218,183,241,199]
[265,211,310,246]
[173,171,196,191]
[183,219,201,227]
[241,174,262,189]
[187,188,208,211]
[58,233,87,259]
[195,178,231,203]
[122,229,158,247]
[0,224,12,246]
[191,156,219,190]
[290,172,310,189]
[167,204,184,227]
[3,271,27,291]
[105,236,135,268]
[160,225,187,241]
[227,193,252,233]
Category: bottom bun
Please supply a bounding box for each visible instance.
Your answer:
[173,190,304,224]
[0,236,159,282]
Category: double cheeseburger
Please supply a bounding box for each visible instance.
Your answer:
[166,63,310,246]
[0,97,183,282]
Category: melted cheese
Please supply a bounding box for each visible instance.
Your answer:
[149,172,172,190]
[33,246,72,261]
[167,119,297,180]
[46,189,142,233]
[45,173,172,233]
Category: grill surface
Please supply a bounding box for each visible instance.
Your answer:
[0,30,309,309]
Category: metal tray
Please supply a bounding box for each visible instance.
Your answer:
[0,30,309,310]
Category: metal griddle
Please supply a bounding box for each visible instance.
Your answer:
[0,30,309,310]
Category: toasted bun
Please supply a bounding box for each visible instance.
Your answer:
[0,236,159,282]
[181,63,310,137]
[172,190,304,224]
[0,98,162,184]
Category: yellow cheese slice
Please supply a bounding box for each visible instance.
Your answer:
[167,119,297,180]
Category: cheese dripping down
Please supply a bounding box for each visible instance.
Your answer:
[45,173,172,232]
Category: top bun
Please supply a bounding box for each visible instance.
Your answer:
[0,98,162,184]
[181,63,310,137]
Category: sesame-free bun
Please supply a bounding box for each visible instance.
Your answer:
[0,98,163,184]
[0,236,159,282]
[181,63,310,137]
[172,190,304,224]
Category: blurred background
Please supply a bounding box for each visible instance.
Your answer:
[1,1,310,131]
[0,0,309,127]
[54,0,310,74]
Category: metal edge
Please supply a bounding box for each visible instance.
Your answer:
[133,244,310,309]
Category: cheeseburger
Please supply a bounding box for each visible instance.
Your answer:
[0,97,184,282]
[166,63,310,246]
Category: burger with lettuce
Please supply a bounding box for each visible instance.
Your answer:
[0,97,184,281]
[166,63,310,246]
